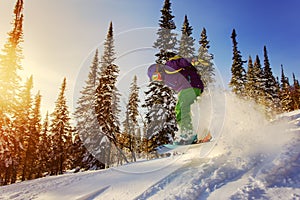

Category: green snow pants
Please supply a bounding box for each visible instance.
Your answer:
[175,88,201,133]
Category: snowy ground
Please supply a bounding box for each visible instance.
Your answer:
[1,91,300,200]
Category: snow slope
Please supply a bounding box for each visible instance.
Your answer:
[1,90,299,200]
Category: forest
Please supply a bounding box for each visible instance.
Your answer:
[0,0,299,186]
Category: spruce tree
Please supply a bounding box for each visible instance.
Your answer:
[143,81,177,153]
[275,76,283,112]
[69,133,104,171]
[49,78,73,175]
[0,0,24,185]
[262,46,281,113]
[100,22,116,73]
[122,75,140,162]
[178,15,195,59]
[13,76,33,183]
[23,91,42,180]
[252,55,265,104]
[291,73,300,110]
[195,28,215,87]
[36,112,51,177]
[280,65,293,112]
[0,108,14,185]
[97,22,122,166]
[153,0,177,62]
[0,0,24,112]
[74,50,104,168]
[95,64,129,164]
[229,29,246,96]
[245,56,255,99]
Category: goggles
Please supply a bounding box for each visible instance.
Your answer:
[152,72,162,81]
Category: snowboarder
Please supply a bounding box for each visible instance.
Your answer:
[148,52,205,144]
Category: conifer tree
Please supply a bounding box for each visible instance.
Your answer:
[229,29,246,96]
[178,15,195,59]
[49,78,73,175]
[195,28,215,87]
[153,0,177,62]
[291,73,300,110]
[0,0,24,112]
[36,112,51,177]
[100,22,116,73]
[96,22,122,166]
[74,50,104,168]
[143,81,177,153]
[122,76,140,162]
[95,64,129,163]
[262,46,281,113]
[245,56,255,99]
[69,133,104,171]
[23,91,42,180]
[13,76,33,183]
[0,108,14,185]
[0,0,24,185]
[99,22,121,128]
[280,65,293,112]
[252,55,265,104]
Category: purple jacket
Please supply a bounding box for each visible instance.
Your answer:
[147,57,204,93]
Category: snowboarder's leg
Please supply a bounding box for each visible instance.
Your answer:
[175,88,201,144]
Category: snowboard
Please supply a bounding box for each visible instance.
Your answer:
[156,134,212,155]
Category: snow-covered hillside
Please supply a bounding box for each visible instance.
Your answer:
[1,91,299,200]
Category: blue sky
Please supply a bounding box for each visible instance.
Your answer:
[1,0,300,115]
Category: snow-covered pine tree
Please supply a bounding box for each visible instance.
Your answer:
[14,76,33,183]
[22,91,42,181]
[74,50,104,169]
[252,55,265,104]
[95,64,129,164]
[280,65,293,112]
[195,28,215,87]
[245,56,256,99]
[69,133,86,172]
[49,78,73,175]
[143,81,177,153]
[262,46,281,114]
[0,105,14,185]
[0,0,24,185]
[229,29,246,96]
[100,22,116,72]
[153,0,178,63]
[100,22,121,123]
[98,23,122,166]
[69,133,105,171]
[0,0,24,113]
[128,75,140,138]
[178,15,195,59]
[36,112,51,178]
[275,76,282,112]
[291,73,300,110]
[274,76,283,113]
[3,76,32,184]
[122,75,140,162]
